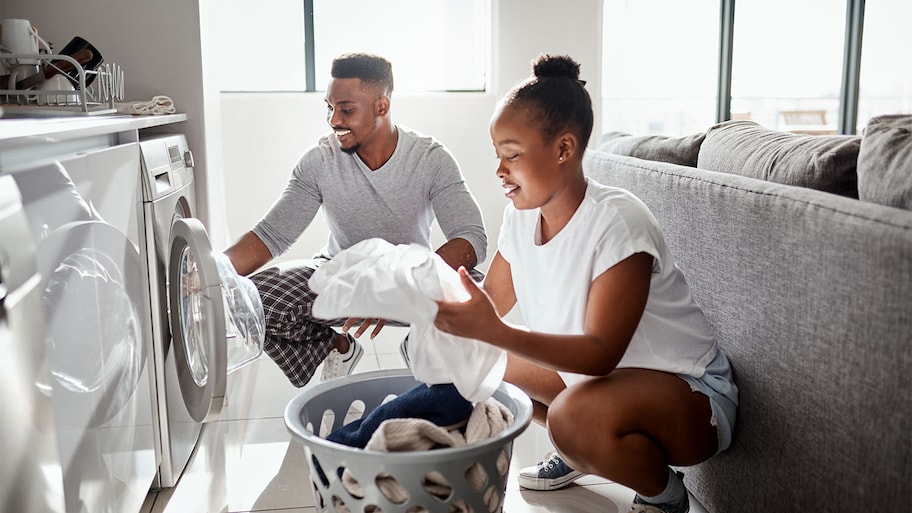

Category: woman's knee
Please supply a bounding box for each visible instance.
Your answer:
[546,384,616,463]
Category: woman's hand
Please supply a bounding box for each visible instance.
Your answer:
[434,266,502,342]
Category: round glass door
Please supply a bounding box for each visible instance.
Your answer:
[168,218,226,423]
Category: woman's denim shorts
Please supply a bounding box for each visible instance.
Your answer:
[678,350,739,454]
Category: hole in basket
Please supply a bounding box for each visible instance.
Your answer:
[344,399,366,425]
[465,462,489,492]
[381,393,398,405]
[451,499,475,513]
[406,506,429,513]
[320,409,336,437]
[305,421,314,434]
[421,471,453,502]
[484,485,500,513]
[331,495,347,512]
[311,455,329,487]
[312,484,326,510]
[364,504,384,513]
[375,472,409,504]
[497,449,510,477]
[341,467,365,499]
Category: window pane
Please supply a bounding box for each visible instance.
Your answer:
[731,0,843,133]
[858,0,912,131]
[216,0,308,91]
[216,0,488,92]
[313,0,488,92]
[601,0,719,136]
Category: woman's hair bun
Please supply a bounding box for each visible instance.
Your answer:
[531,54,581,80]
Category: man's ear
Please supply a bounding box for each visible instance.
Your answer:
[376,95,390,117]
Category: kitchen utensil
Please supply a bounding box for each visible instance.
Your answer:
[0,19,51,78]
[0,48,93,89]
[56,36,103,86]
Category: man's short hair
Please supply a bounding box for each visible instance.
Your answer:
[331,53,394,95]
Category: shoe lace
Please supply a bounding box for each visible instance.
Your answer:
[321,348,342,379]
[539,450,563,470]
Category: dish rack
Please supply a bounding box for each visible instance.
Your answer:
[0,53,124,116]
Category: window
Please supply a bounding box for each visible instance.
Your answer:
[602,0,910,136]
[217,0,309,92]
[216,0,489,93]
[857,0,912,131]
[601,0,720,137]
[730,0,845,133]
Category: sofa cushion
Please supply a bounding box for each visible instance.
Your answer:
[857,114,912,210]
[697,120,861,198]
[598,131,705,167]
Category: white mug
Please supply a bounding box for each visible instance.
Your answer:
[1,18,51,80]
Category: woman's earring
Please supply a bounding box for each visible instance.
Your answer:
[559,156,564,161]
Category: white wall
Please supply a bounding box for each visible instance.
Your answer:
[2,0,230,247]
[218,0,603,270]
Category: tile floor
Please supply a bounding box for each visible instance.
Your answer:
[141,327,709,513]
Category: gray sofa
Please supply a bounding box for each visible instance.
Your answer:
[583,118,912,512]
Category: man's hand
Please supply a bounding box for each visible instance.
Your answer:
[343,317,387,339]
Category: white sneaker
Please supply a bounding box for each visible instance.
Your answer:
[320,334,364,381]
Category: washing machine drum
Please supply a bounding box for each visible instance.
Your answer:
[38,220,148,428]
[169,217,264,423]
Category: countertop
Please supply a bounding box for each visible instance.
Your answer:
[0,113,188,144]
[0,112,188,172]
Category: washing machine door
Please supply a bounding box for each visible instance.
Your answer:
[39,220,149,428]
[168,217,227,423]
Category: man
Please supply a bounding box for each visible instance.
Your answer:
[225,53,487,387]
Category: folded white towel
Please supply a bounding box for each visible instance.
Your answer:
[114,95,175,115]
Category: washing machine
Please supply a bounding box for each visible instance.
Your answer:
[0,175,65,513]
[6,144,158,513]
[139,133,262,489]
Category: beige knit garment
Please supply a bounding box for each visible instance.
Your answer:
[338,397,514,512]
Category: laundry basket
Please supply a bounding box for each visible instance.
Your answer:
[285,369,533,513]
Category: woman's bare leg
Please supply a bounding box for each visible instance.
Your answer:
[503,352,566,425]
[547,368,717,496]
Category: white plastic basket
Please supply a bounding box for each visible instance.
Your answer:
[285,369,533,513]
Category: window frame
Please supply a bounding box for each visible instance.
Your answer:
[715,0,867,134]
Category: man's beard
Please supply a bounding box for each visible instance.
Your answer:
[340,143,359,155]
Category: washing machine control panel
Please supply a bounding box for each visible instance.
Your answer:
[140,134,194,200]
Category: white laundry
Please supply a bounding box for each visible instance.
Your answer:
[309,239,506,402]
[114,95,176,115]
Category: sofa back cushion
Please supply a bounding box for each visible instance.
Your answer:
[598,131,705,167]
[857,114,912,209]
[697,120,861,198]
